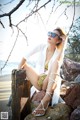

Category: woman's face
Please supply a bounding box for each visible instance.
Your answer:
[47,30,61,45]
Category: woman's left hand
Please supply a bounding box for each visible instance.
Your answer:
[32,90,45,104]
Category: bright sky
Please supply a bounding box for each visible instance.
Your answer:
[0,0,80,62]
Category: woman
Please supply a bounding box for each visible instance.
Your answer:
[18,27,67,116]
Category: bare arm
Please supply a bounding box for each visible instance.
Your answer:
[42,36,68,91]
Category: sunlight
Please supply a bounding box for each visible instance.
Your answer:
[0,1,80,62]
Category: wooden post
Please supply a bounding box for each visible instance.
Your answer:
[11,69,31,120]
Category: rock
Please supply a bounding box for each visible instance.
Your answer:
[60,74,80,99]
[70,106,80,120]
[60,82,74,98]
[61,58,80,81]
[24,103,71,120]
[74,74,80,83]
[64,84,80,109]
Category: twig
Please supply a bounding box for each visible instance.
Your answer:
[54,5,71,25]
[0,0,25,27]
[0,29,19,71]
[17,0,51,26]
[0,20,5,28]
[0,0,25,17]
[13,24,28,46]
[3,0,15,5]
[67,0,76,35]
[37,12,47,32]
[46,0,56,23]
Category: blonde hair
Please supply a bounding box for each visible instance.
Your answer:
[54,27,66,37]
[54,27,67,46]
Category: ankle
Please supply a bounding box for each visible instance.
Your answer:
[43,93,51,102]
[46,92,52,97]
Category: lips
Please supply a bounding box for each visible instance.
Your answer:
[48,37,51,40]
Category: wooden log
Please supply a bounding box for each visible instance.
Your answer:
[11,69,31,120]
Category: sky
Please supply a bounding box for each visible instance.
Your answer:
[0,0,80,62]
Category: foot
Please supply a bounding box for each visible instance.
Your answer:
[32,92,51,116]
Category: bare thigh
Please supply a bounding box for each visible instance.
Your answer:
[23,63,41,91]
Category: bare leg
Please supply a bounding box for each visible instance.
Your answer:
[23,62,41,91]
[32,60,60,116]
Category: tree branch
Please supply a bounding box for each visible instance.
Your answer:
[0,20,5,28]
[17,0,51,26]
[0,0,25,17]
[12,24,28,46]
[54,5,71,25]
[46,0,56,23]
[9,15,12,27]
[67,0,76,35]
[3,0,15,5]
[0,29,19,71]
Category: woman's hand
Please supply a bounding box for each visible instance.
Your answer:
[61,35,66,43]
[58,35,67,50]
[32,90,45,104]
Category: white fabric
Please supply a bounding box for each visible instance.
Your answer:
[24,43,60,75]
[24,43,47,74]
[24,43,64,104]
[51,76,62,106]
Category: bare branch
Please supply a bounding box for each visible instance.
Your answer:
[12,24,28,46]
[0,0,51,27]
[0,20,5,28]
[17,0,51,26]
[0,0,25,28]
[0,29,19,71]
[54,5,71,25]
[0,9,5,14]
[0,0,25,17]
[26,0,33,8]
[67,0,76,35]
[28,0,40,16]
[37,12,47,31]
[64,10,68,20]
[3,0,15,6]
[53,2,62,13]
[46,0,57,23]
[9,15,12,27]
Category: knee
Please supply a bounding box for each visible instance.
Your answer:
[22,62,28,69]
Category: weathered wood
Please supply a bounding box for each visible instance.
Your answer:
[11,69,31,120]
